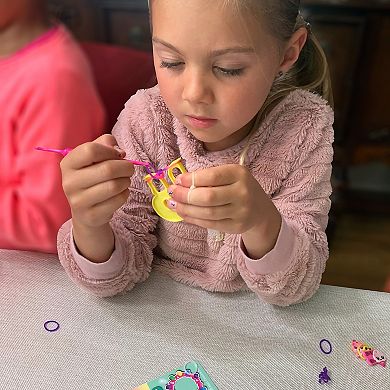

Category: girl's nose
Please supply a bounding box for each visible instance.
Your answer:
[182,69,213,105]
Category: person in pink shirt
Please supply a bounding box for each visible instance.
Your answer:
[57,0,334,306]
[0,0,106,253]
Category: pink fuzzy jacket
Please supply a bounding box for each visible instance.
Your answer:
[57,86,334,306]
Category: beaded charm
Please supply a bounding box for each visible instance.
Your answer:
[133,361,219,390]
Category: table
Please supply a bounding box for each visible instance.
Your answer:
[1,249,389,389]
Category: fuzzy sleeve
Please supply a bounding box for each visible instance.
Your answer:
[236,95,334,306]
[57,90,160,297]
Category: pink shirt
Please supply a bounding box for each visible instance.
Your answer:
[57,86,334,306]
[0,25,106,253]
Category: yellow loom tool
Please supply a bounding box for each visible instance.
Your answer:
[144,158,187,222]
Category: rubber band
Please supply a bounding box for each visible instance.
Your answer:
[187,171,196,204]
[44,320,60,332]
[319,339,332,355]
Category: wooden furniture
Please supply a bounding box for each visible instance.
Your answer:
[49,0,390,214]
[321,212,390,292]
[49,0,152,50]
[300,1,390,215]
[385,277,390,293]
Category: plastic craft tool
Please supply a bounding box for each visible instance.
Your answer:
[133,361,219,390]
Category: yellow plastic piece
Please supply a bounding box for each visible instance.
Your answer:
[357,344,371,360]
[144,158,187,222]
[132,384,150,390]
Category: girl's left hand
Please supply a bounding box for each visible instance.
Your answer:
[167,164,280,235]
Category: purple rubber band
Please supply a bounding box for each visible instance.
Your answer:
[44,320,60,332]
[320,339,332,355]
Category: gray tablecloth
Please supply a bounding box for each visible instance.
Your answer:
[0,249,389,389]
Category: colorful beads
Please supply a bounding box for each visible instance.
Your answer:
[164,367,207,390]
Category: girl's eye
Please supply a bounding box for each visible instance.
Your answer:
[159,61,244,77]
[215,67,244,77]
[160,60,184,69]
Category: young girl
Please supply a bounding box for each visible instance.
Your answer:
[58,0,334,306]
[0,0,105,253]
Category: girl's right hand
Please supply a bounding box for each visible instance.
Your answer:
[60,134,135,230]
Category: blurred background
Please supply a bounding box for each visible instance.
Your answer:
[48,0,390,292]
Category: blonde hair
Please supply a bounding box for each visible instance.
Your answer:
[148,1,333,165]
[234,0,333,165]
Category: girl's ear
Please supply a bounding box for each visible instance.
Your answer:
[279,27,308,73]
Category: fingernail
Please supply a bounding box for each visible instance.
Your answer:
[175,175,182,185]
[114,145,126,158]
[168,199,176,209]
[168,186,174,196]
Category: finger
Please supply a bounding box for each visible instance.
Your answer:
[70,159,134,189]
[175,165,242,188]
[71,177,131,210]
[169,201,234,221]
[82,189,130,227]
[94,134,126,158]
[62,141,124,170]
[168,184,235,206]
[94,134,118,147]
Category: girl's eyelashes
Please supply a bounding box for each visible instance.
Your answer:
[160,60,245,77]
[215,66,244,77]
[160,60,184,69]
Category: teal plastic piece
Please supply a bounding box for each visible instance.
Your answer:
[145,361,219,390]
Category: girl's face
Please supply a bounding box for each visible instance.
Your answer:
[152,0,283,151]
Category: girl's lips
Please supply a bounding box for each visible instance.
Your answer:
[186,115,217,129]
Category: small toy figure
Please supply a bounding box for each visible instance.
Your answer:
[351,340,363,357]
[351,340,387,368]
[358,344,372,360]
[318,367,331,384]
[351,340,371,360]
[362,349,387,367]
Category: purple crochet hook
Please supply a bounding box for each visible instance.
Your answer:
[35,146,165,180]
